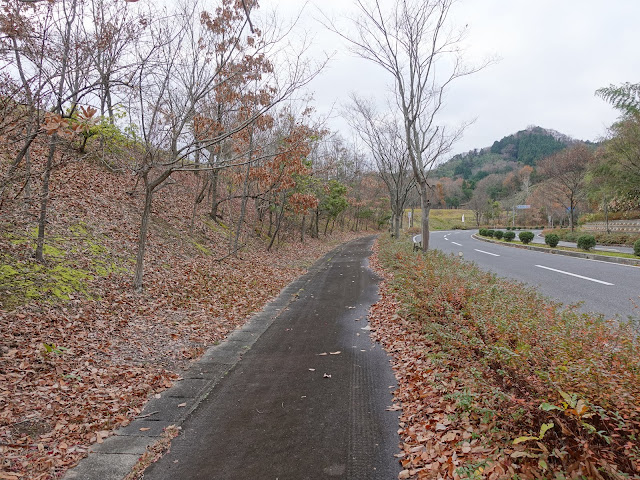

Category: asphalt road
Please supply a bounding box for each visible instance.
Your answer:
[143,236,400,480]
[427,230,640,320]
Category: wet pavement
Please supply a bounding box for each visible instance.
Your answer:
[141,236,400,480]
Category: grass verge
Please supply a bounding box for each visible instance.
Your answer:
[371,235,640,479]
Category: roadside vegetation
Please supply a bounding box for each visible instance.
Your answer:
[371,235,640,479]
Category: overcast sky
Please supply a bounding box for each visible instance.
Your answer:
[260,0,639,158]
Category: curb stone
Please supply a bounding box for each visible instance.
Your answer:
[472,234,640,267]
[63,241,353,480]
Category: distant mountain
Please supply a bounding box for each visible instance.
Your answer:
[434,126,584,182]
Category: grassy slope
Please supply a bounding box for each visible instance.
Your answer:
[405,208,476,231]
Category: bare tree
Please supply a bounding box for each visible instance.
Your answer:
[344,95,414,238]
[328,0,489,250]
[129,0,323,291]
[539,144,594,231]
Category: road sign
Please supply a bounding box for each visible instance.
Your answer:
[516,205,531,209]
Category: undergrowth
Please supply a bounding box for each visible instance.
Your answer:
[377,236,640,479]
[0,223,129,310]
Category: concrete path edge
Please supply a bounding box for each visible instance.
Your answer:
[63,240,355,480]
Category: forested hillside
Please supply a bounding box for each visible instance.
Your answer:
[428,126,611,227]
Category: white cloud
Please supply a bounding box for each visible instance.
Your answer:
[259,0,640,157]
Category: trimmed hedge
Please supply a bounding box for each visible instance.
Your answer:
[503,231,515,241]
[519,231,534,244]
[577,235,596,251]
[545,234,560,248]
[635,239,640,257]
[494,230,504,240]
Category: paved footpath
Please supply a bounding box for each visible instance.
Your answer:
[66,236,400,480]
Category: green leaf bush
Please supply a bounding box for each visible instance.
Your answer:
[494,230,504,240]
[503,231,515,241]
[577,235,596,251]
[634,239,640,256]
[486,229,495,238]
[544,234,559,248]
[518,231,534,244]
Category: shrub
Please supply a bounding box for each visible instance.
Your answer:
[544,234,560,248]
[479,228,487,236]
[577,235,596,251]
[375,236,640,478]
[503,231,515,241]
[494,230,504,240]
[519,231,534,244]
[506,226,511,230]
[635,239,640,257]
[486,229,495,238]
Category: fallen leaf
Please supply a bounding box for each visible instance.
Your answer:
[318,352,328,356]
[361,325,372,331]
[177,402,186,407]
[308,368,315,372]
[329,351,341,355]
[399,470,411,479]
[441,431,457,442]
[323,373,332,378]
[139,428,151,432]
[0,473,22,480]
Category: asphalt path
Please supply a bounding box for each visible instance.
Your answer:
[143,236,400,480]
[425,230,640,320]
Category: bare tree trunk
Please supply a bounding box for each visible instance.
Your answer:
[134,180,154,292]
[232,141,253,255]
[133,166,173,292]
[300,215,305,242]
[394,212,400,238]
[190,173,209,234]
[419,181,430,252]
[35,135,58,262]
[267,192,286,251]
[209,168,220,221]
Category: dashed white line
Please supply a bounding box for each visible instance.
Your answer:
[474,249,500,257]
[535,265,614,286]
[451,242,462,246]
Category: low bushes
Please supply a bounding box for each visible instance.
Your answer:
[577,234,596,251]
[518,231,534,244]
[544,233,560,248]
[635,238,640,256]
[542,228,640,247]
[503,231,515,241]
[493,230,503,240]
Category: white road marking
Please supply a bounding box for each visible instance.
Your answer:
[451,242,462,246]
[474,249,500,257]
[596,247,620,252]
[535,265,614,286]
